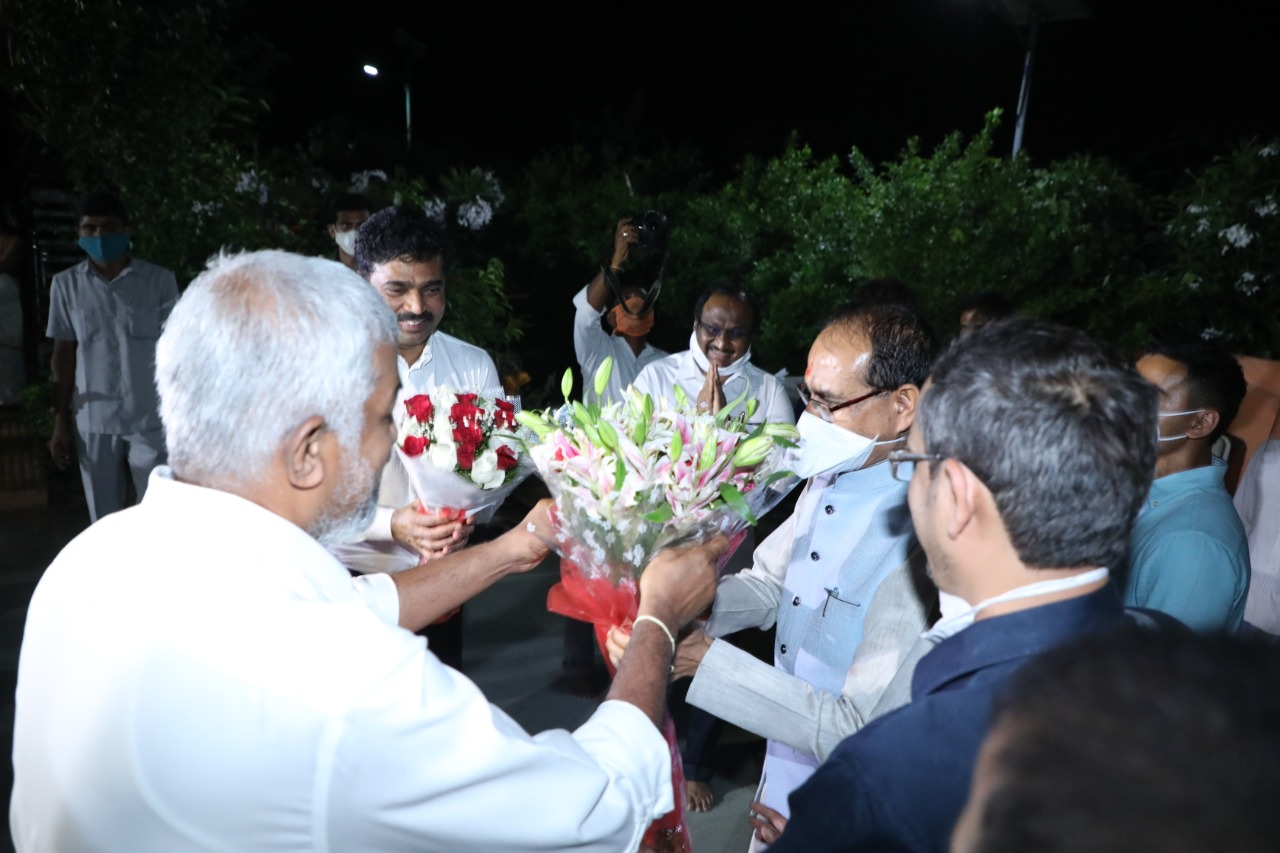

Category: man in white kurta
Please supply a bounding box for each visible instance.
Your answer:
[327,327,501,575]
[12,249,721,852]
[12,471,671,851]
[328,206,501,576]
[633,286,793,428]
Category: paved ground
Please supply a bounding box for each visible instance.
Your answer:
[1,471,770,851]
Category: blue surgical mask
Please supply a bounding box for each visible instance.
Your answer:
[78,233,131,264]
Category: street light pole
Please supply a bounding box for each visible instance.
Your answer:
[1011,13,1038,157]
[362,63,412,150]
[990,1,1091,158]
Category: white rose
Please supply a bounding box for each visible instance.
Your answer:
[488,432,520,456]
[432,384,458,407]
[428,441,458,471]
[397,416,421,445]
[470,449,504,489]
[432,407,454,442]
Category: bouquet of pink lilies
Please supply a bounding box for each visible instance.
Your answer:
[516,357,799,853]
[516,358,800,583]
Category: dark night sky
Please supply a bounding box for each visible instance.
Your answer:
[239,0,1279,180]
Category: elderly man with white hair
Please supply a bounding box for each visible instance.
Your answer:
[11,250,723,852]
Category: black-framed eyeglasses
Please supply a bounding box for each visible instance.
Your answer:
[886,450,949,482]
[694,319,751,341]
[798,382,886,423]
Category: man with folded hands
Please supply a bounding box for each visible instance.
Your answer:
[11,249,725,852]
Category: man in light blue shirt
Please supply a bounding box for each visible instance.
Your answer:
[1124,340,1251,632]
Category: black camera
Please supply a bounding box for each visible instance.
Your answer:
[632,210,668,254]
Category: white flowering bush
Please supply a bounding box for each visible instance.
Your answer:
[1158,138,1280,355]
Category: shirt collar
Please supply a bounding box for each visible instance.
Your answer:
[912,585,1124,698]
[1148,456,1227,506]
[401,335,437,376]
[829,458,901,494]
[83,257,135,283]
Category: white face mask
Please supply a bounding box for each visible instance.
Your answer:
[789,411,901,479]
[1157,408,1206,442]
[689,330,751,378]
[924,567,1111,642]
[334,230,357,256]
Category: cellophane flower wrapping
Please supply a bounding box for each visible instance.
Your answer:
[517,367,800,853]
[395,385,535,520]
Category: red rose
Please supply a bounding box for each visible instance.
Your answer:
[455,393,479,407]
[455,441,477,470]
[402,435,430,457]
[451,402,484,446]
[494,398,516,429]
[495,444,518,471]
[404,394,434,422]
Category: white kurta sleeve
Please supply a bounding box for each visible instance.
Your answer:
[328,642,673,852]
[703,497,803,637]
[350,572,401,627]
[760,374,797,426]
[46,273,77,341]
[572,286,607,371]
[632,362,659,400]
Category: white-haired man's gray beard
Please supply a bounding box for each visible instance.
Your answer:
[310,451,380,546]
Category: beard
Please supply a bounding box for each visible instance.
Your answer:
[310,448,380,546]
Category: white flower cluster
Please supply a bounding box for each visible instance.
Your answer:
[191,200,220,217]
[422,197,447,222]
[349,169,388,193]
[1201,327,1224,340]
[234,170,269,205]
[1236,271,1260,296]
[1259,144,1278,158]
[457,196,494,231]
[1256,198,1277,218]
[1219,224,1255,254]
[481,169,505,206]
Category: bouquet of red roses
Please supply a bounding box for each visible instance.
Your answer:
[395,384,533,520]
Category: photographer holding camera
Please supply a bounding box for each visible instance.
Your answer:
[572,216,668,407]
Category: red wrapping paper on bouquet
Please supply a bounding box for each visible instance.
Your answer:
[546,526,749,853]
[547,556,691,853]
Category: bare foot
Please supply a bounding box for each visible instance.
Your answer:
[685,780,715,812]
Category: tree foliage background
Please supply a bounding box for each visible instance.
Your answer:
[5,0,1277,393]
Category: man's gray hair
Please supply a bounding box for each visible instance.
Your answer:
[157,250,397,485]
[920,317,1158,570]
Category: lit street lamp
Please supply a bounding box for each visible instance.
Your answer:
[362,63,412,150]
